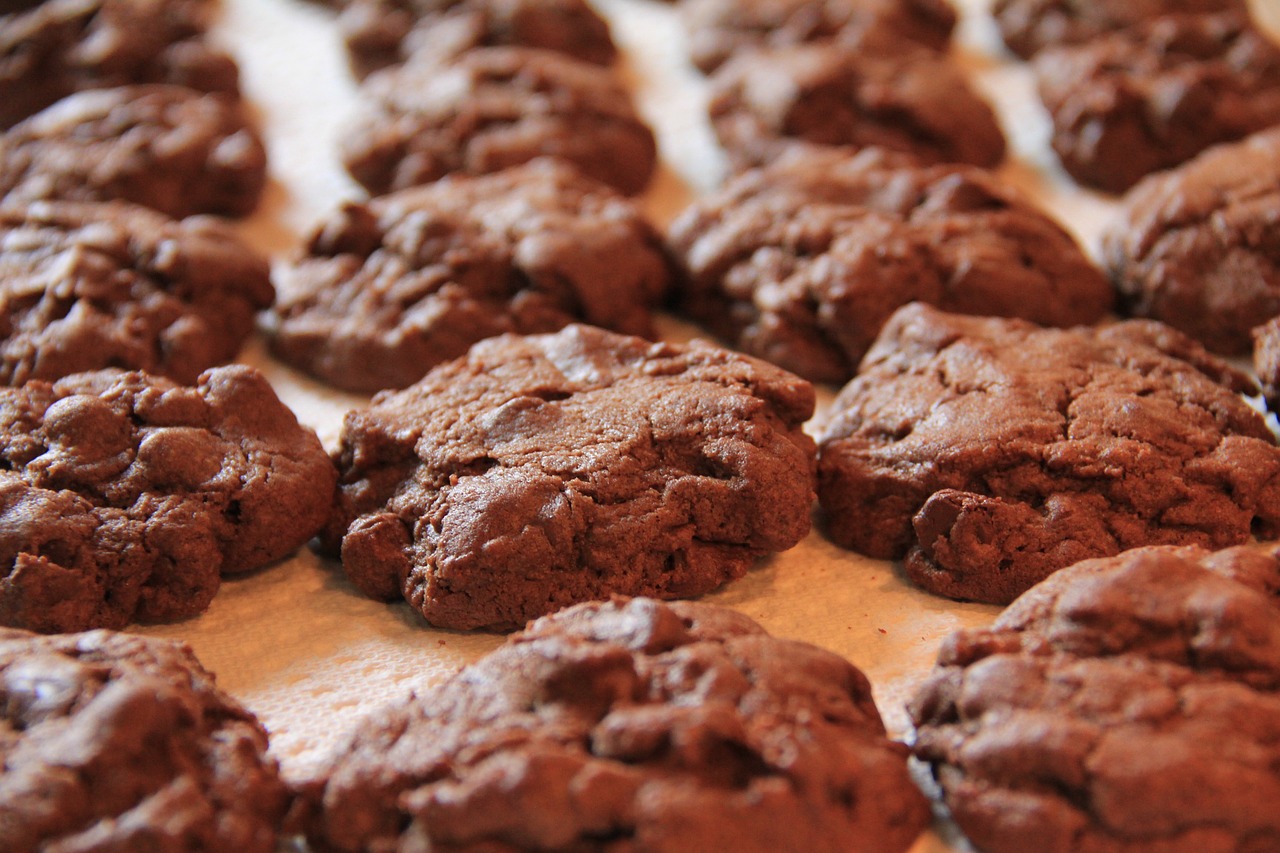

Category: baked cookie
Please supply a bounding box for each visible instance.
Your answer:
[0,628,289,852]
[667,147,1112,383]
[910,543,1280,853]
[1034,12,1280,193]
[0,0,240,129]
[339,0,616,79]
[681,0,956,74]
[340,47,657,197]
[816,302,1280,604]
[1102,128,1280,355]
[0,85,267,219]
[992,0,1248,58]
[0,365,337,633]
[0,201,273,386]
[268,160,671,394]
[294,596,931,853]
[1255,315,1280,413]
[708,41,1006,172]
[325,324,817,631]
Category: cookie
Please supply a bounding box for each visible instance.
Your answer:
[681,0,957,74]
[267,160,670,393]
[0,85,267,219]
[0,364,337,633]
[992,0,1248,58]
[340,47,657,197]
[708,41,1006,172]
[0,0,240,129]
[325,324,817,631]
[1102,128,1280,355]
[1255,315,1280,413]
[667,147,1113,383]
[0,201,274,386]
[1034,12,1280,194]
[339,0,616,79]
[294,596,931,853]
[816,302,1280,604]
[0,627,289,852]
[909,543,1280,853]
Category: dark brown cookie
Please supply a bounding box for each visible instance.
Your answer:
[339,0,616,79]
[0,365,337,633]
[0,0,240,129]
[0,85,267,219]
[708,41,1006,172]
[1256,315,1280,413]
[267,160,671,394]
[1034,12,1280,194]
[816,302,1280,604]
[0,627,289,853]
[681,0,956,74]
[325,325,817,631]
[909,544,1280,853]
[667,147,1113,383]
[0,201,274,386]
[294,596,931,853]
[992,0,1248,58]
[1102,128,1280,355]
[340,47,657,197]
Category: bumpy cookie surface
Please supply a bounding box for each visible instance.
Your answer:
[268,160,671,393]
[295,596,931,853]
[1102,128,1280,355]
[817,302,1280,604]
[339,0,616,79]
[0,628,289,853]
[0,85,267,219]
[708,41,1005,171]
[1034,12,1280,193]
[326,325,817,631]
[0,365,337,633]
[909,544,1280,853]
[681,0,956,74]
[1256,315,1280,413]
[340,47,657,196]
[0,201,273,385]
[992,0,1248,58]
[667,147,1112,383]
[0,0,240,129]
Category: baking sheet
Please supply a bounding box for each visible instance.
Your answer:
[128,1,1280,850]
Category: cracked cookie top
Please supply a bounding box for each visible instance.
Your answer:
[816,302,1280,604]
[294,596,931,853]
[910,543,1280,853]
[992,0,1248,58]
[325,324,817,631]
[0,365,337,633]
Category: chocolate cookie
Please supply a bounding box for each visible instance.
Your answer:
[339,0,616,79]
[909,543,1280,853]
[0,627,289,852]
[816,302,1280,604]
[708,41,1006,172]
[0,201,274,386]
[992,0,1248,58]
[667,147,1113,383]
[1034,12,1280,193]
[0,85,267,219]
[294,596,931,853]
[681,0,957,74]
[0,365,337,633]
[1255,315,1280,413]
[340,47,657,197]
[325,324,817,631]
[1102,128,1280,355]
[0,0,240,129]
[267,160,671,393]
